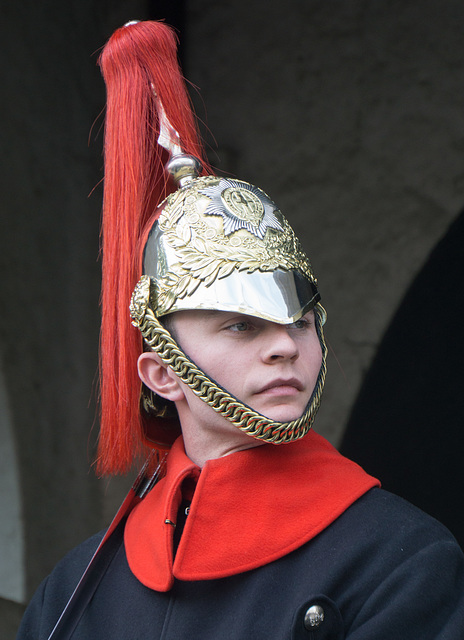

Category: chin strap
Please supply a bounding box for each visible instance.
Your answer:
[131,276,328,445]
[47,452,167,640]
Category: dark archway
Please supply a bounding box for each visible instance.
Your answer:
[341,210,464,547]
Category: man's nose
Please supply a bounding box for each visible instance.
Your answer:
[261,325,299,362]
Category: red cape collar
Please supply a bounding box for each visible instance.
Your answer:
[125,431,379,591]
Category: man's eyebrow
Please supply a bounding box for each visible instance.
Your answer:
[201,309,241,319]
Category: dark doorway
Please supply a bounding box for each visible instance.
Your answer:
[341,210,464,547]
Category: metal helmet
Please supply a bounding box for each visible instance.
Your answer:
[130,154,327,447]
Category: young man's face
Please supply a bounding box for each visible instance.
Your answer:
[170,308,322,425]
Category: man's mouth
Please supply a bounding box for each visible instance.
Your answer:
[256,378,304,395]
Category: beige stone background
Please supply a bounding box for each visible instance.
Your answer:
[1,1,463,637]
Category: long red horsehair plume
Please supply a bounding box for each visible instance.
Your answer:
[97,21,210,475]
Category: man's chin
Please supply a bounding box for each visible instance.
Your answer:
[259,407,305,423]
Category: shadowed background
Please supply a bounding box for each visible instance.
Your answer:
[1,1,463,637]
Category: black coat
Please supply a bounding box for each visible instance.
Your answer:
[17,488,464,639]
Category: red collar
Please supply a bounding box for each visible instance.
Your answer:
[125,431,379,591]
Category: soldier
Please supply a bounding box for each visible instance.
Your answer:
[17,21,464,640]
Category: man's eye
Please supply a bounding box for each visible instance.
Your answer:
[292,319,310,329]
[228,322,249,332]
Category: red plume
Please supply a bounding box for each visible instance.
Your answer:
[97,21,210,475]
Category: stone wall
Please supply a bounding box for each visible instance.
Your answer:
[2,1,464,637]
[0,1,151,634]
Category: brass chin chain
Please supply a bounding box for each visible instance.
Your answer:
[131,277,328,444]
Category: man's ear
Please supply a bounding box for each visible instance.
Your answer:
[137,352,185,402]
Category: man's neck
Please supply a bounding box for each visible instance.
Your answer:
[180,427,264,467]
